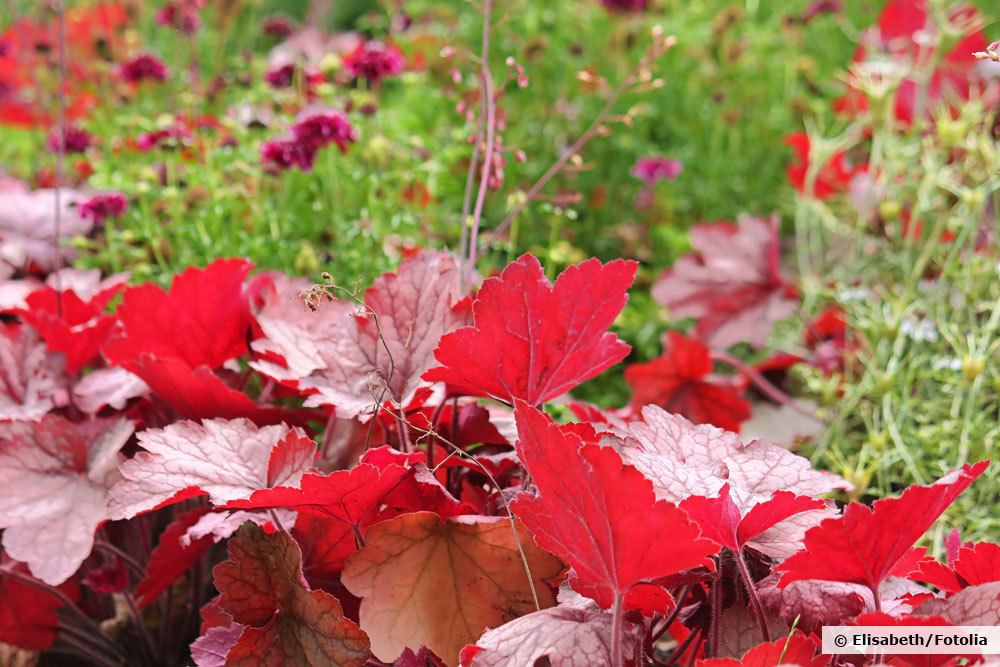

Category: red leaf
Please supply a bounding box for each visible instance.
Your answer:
[293,513,358,588]
[953,542,1000,587]
[736,491,826,547]
[0,560,80,650]
[134,507,215,607]
[99,261,293,424]
[509,401,718,611]
[18,275,126,373]
[104,259,254,370]
[424,254,636,405]
[836,0,988,125]
[82,558,128,594]
[395,647,445,667]
[784,132,865,199]
[406,400,509,449]
[624,332,750,432]
[912,540,1000,594]
[651,216,797,349]
[107,419,315,520]
[359,446,472,517]
[776,462,988,597]
[0,415,133,584]
[680,485,824,551]
[696,632,823,667]
[116,353,294,424]
[212,522,370,666]
[251,250,468,419]
[222,457,412,540]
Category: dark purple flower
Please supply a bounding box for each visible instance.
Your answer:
[631,156,683,186]
[262,15,295,38]
[119,53,169,84]
[155,2,202,34]
[342,41,405,84]
[600,0,648,12]
[47,125,93,153]
[292,108,357,154]
[264,63,296,89]
[79,192,127,223]
[260,135,316,173]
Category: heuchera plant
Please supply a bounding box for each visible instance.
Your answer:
[0,243,994,666]
[0,2,997,667]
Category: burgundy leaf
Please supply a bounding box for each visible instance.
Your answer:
[0,560,80,650]
[213,522,370,666]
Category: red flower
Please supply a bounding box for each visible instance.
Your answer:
[785,132,865,199]
[260,135,317,173]
[264,63,295,89]
[78,192,127,223]
[835,0,990,124]
[600,0,648,12]
[119,53,169,84]
[155,1,202,35]
[46,125,93,153]
[292,107,356,154]
[262,15,295,38]
[342,41,405,84]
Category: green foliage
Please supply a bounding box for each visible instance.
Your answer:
[789,96,999,540]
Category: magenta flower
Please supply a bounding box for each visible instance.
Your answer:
[342,41,405,84]
[155,1,202,34]
[119,53,169,84]
[632,156,683,186]
[262,15,295,38]
[79,192,127,223]
[260,136,317,173]
[292,108,357,154]
[264,63,296,89]
[47,125,93,154]
[600,0,648,12]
